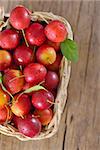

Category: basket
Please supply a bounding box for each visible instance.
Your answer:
[0,8,73,141]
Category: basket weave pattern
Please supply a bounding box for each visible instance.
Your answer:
[0,11,73,141]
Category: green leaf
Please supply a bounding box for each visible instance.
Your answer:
[24,85,47,94]
[16,84,47,102]
[61,39,78,62]
[0,72,3,83]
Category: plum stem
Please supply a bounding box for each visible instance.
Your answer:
[16,92,24,103]
[0,83,14,100]
[32,114,40,118]
[33,46,36,52]
[47,58,52,64]
[4,105,11,125]
[22,29,29,47]
[9,75,25,83]
[0,72,14,100]
[38,80,45,85]
[20,114,24,119]
[5,105,9,121]
[47,99,59,105]
[19,65,23,71]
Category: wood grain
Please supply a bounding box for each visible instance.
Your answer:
[0,0,100,150]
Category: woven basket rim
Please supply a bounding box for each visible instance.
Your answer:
[0,10,73,141]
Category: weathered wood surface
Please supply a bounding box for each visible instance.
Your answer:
[0,0,100,150]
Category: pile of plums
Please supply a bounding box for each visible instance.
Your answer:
[0,6,68,138]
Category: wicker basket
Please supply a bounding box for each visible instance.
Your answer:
[0,8,73,141]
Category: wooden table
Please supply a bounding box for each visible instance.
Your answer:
[0,0,100,150]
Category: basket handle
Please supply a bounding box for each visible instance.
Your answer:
[0,6,4,20]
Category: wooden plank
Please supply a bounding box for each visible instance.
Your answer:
[64,1,100,150]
